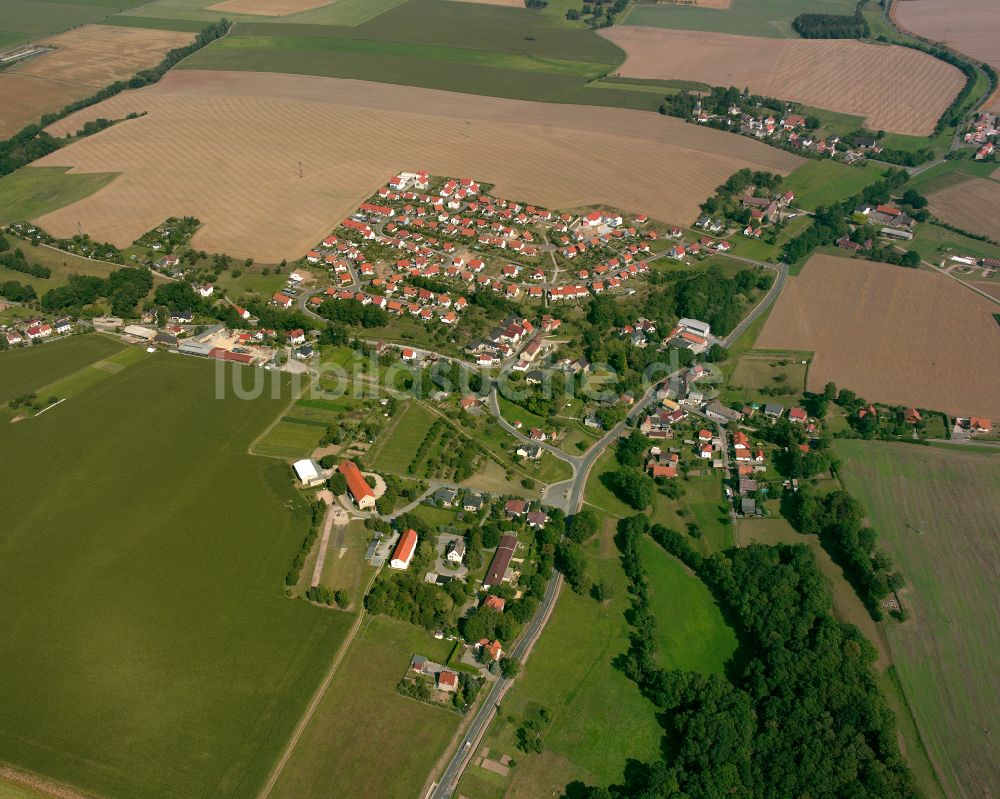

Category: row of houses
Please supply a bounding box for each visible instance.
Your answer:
[3,317,73,346]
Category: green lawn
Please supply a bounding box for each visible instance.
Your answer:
[622,0,858,38]
[0,333,126,406]
[253,417,327,459]
[0,353,353,799]
[909,221,1000,264]
[270,615,461,799]
[835,440,1000,799]
[497,394,546,431]
[457,522,662,797]
[0,168,117,226]
[640,536,737,673]
[583,448,637,519]
[781,159,881,211]
[683,474,734,552]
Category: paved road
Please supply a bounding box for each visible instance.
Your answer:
[720,258,788,348]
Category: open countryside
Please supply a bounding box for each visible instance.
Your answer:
[2,1,1000,798]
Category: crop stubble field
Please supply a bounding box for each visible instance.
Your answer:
[0,25,193,138]
[836,440,1000,799]
[755,253,1000,419]
[926,177,1000,240]
[894,0,1000,110]
[30,70,800,261]
[0,352,352,799]
[600,27,964,135]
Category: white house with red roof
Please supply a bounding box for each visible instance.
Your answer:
[272,292,293,309]
[390,528,418,570]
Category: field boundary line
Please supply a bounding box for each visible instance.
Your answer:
[257,566,380,799]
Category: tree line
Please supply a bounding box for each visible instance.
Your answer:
[793,4,870,38]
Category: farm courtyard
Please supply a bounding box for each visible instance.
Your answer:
[0,350,352,799]
[755,253,1000,420]
[29,69,799,261]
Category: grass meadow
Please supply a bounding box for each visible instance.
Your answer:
[269,615,460,799]
[0,333,125,406]
[780,159,882,211]
[0,353,353,799]
[836,440,1000,799]
[368,400,437,475]
[639,536,737,673]
[0,168,117,226]
[622,0,858,38]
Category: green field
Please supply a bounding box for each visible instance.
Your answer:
[622,0,858,38]
[457,521,663,797]
[905,158,1000,197]
[0,353,353,799]
[177,0,622,101]
[584,448,639,518]
[0,333,125,406]
[909,221,1000,265]
[270,615,460,799]
[780,159,882,211]
[640,536,737,673]
[0,0,147,43]
[0,168,117,226]
[724,348,811,406]
[836,440,1000,799]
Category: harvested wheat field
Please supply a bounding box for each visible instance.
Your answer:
[0,25,193,138]
[928,178,1000,241]
[756,254,1000,419]
[206,0,336,14]
[600,27,964,135]
[895,0,1000,110]
[32,70,799,262]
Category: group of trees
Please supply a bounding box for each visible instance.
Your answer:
[315,297,389,328]
[0,241,52,280]
[590,518,917,799]
[285,501,325,587]
[700,168,784,223]
[604,468,654,510]
[305,584,349,609]
[40,267,152,316]
[793,6,870,38]
[0,280,37,303]
[789,487,904,619]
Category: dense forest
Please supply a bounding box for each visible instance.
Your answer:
[41,268,152,316]
[793,6,870,38]
[581,516,917,798]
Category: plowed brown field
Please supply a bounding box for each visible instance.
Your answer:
[600,27,964,135]
[895,0,1000,111]
[31,70,800,262]
[0,25,193,138]
[755,254,1000,419]
[206,0,336,14]
[928,178,1000,240]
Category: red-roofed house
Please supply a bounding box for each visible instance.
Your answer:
[483,594,506,612]
[390,528,418,570]
[788,408,807,423]
[477,639,503,661]
[437,670,458,692]
[272,292,293,309]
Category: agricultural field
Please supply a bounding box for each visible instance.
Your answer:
[779,159,882,211]
[893,0,1000,110]
[455,522,663,799]
[639,536,737,673]
[0,0,147,46]
[0,167,117,226]
[0,353,353,799]
[30,69,799,261]
[269,615,461,799]
[623,0,871,38]
[836,440,1000,799]
[368,401,438,475]
[902,156,1000,196]
[600,27,964,135]
[0,25,194,137]
[0,333,125,406]
[926,177,1000,240]
[113,0,408,27]
[908,220,1000,265]
[755,253,1000,419]
[724,348,810,407]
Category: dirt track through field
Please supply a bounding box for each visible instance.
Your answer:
[600,26,965,135]
[927,177,1000,240]
[895,0,1000,111]
[0,25,193,138]
[32,70,800,262]
[755,254,1000,419]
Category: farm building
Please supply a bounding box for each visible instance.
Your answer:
[390,529,418,570]
[292,459,325,488]
[483,533,518,588]
[339,460,376,510]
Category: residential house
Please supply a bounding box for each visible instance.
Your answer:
[446,538,466,564]
[390,528,418,570]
